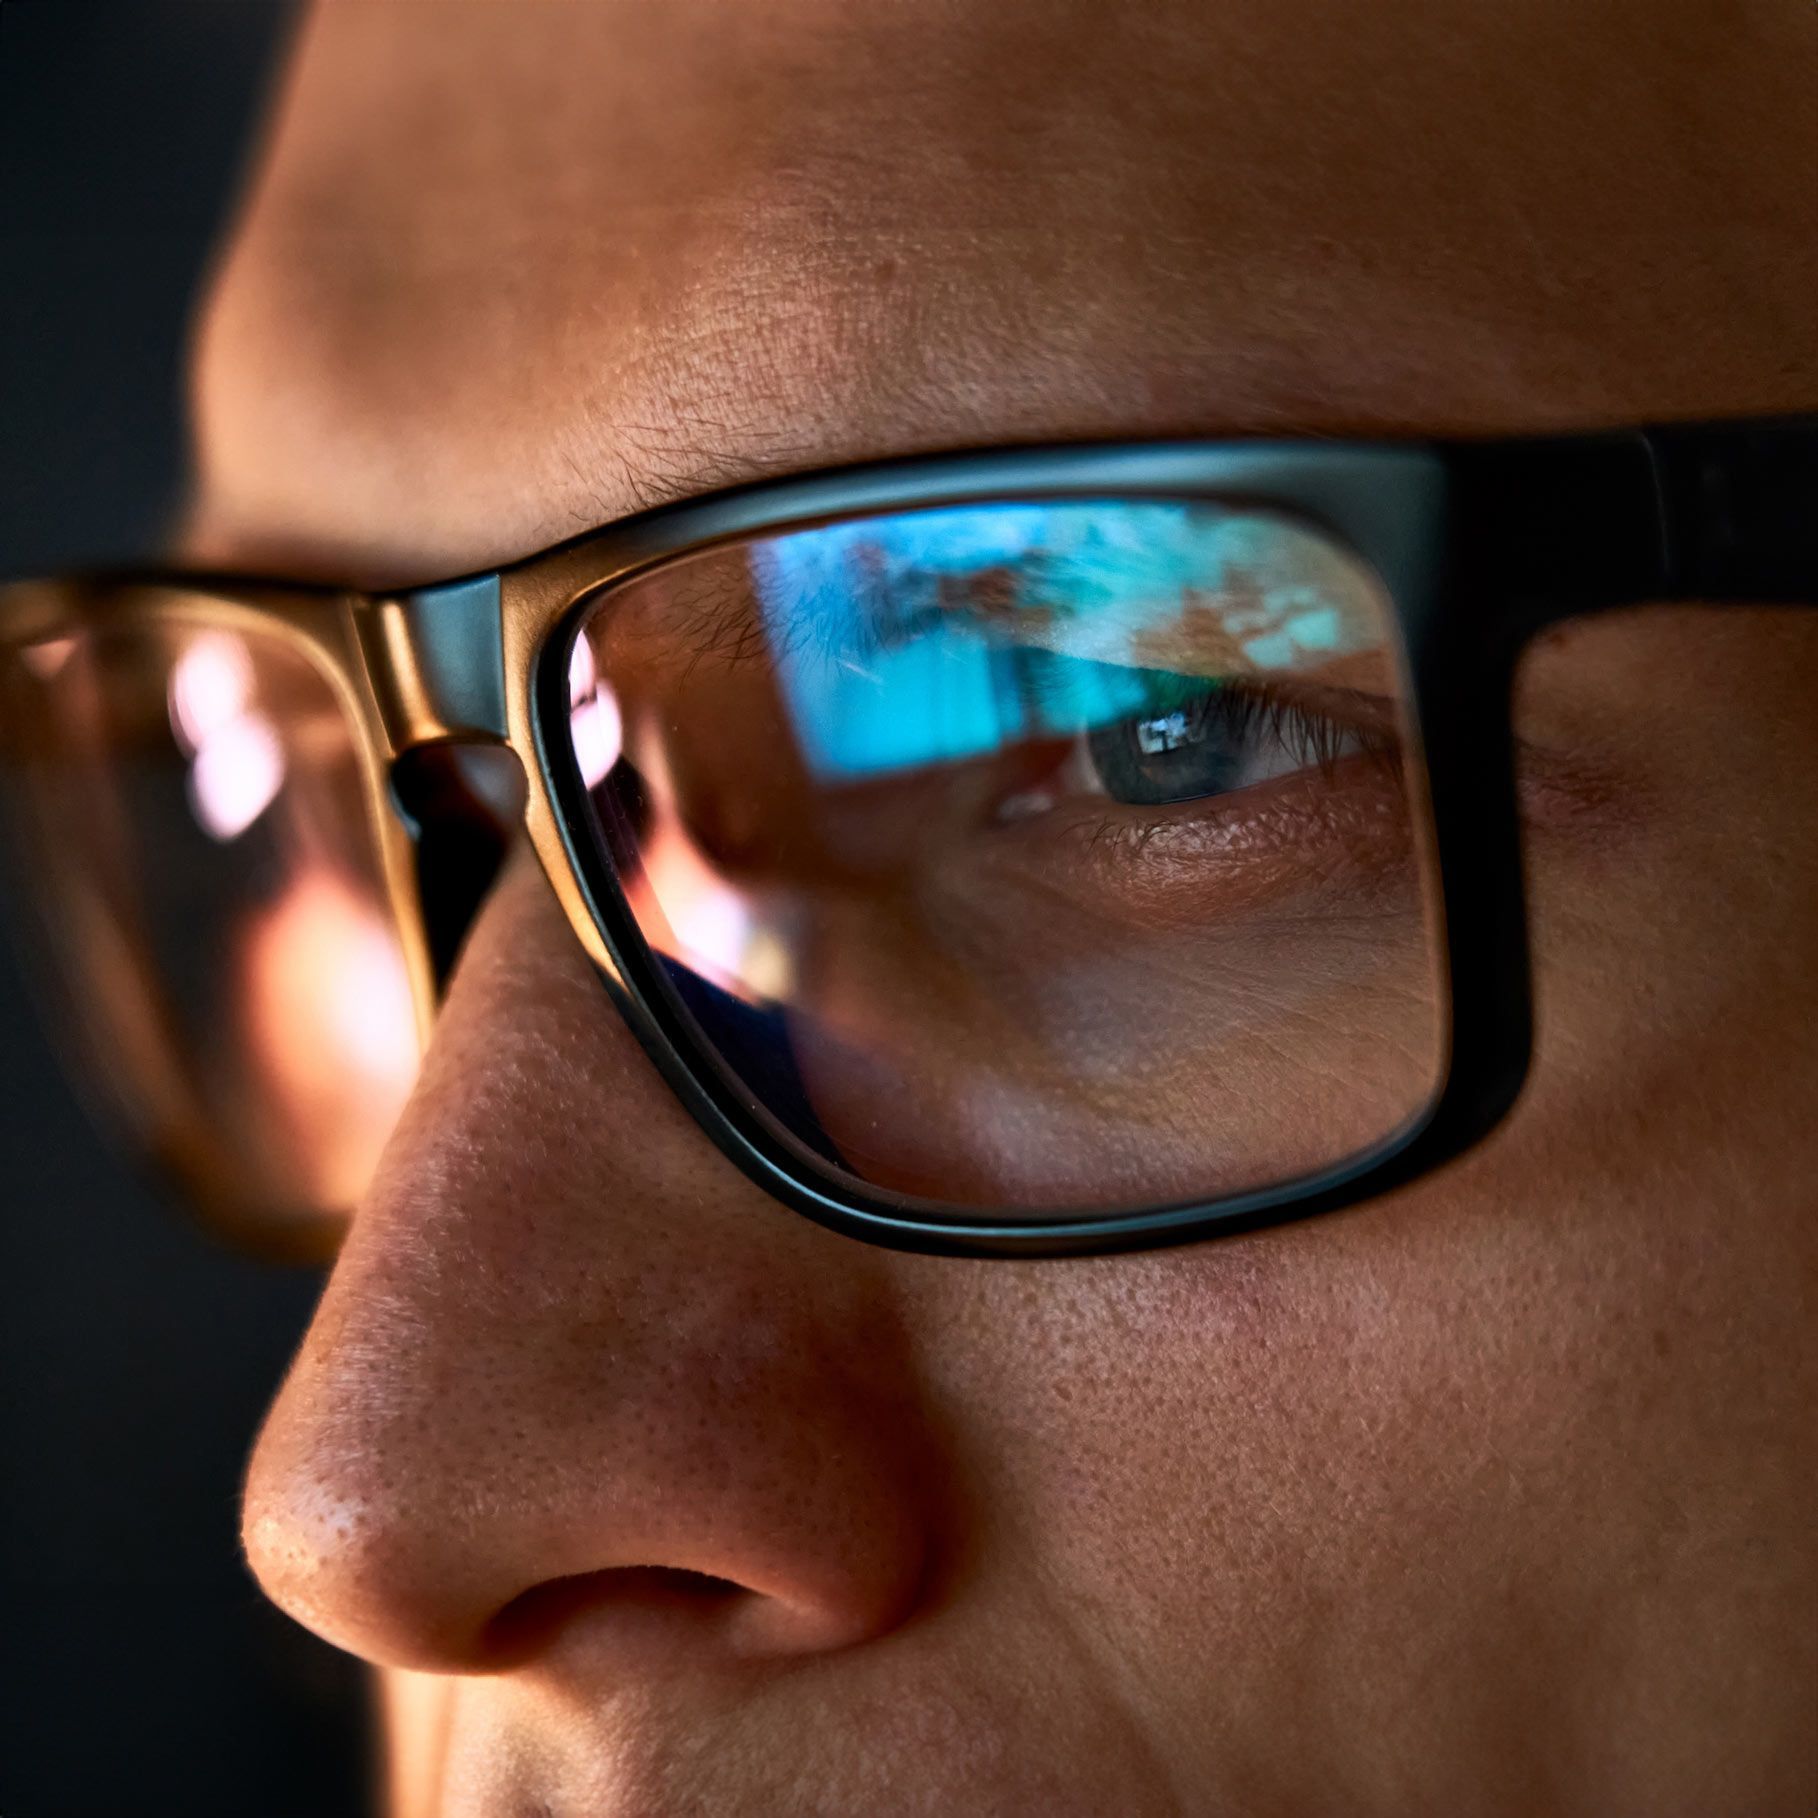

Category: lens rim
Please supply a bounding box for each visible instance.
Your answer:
[513,442,1494,1257]
[0,580,437,1260]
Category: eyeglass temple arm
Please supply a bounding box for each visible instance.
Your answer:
[1448,416,1816,612]
[1647,416,1818,605]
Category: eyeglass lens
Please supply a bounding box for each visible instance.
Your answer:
[565,499,1448,1219]
[0,611,420,1240]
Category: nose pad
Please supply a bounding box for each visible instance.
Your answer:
[389,741,527,989]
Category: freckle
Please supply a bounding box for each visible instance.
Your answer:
[1652,1327,1671,1360]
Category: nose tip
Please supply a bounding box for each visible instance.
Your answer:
[239,1241,935,1675]
[241,1317,934,1677]
[241,1468,438,1669]
[242,1462,926,1678]
[237,852,937,1680]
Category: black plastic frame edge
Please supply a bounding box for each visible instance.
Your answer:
[515,418,1812,1258]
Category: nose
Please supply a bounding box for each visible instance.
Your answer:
[242,849,936,1675]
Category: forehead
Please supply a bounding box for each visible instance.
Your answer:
[184,0,1816,583]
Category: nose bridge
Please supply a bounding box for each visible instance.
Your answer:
[357,573,512,756]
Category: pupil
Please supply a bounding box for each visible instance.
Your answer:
[1088,690,1242,806]
[1135,710,1196,756]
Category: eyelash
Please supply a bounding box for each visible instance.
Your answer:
[1065,678,1406,815]
[1113,678,1400,778]
[1050,688,1413,870]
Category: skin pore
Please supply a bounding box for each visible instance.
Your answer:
[182,2,1816,1814]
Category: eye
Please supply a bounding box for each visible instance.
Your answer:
[1082,681,1368,808]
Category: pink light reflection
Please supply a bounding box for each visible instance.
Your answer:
[170,631,254,752]
[188,712,286,840]
[168,631,288,841]
[572,689,622,788]
[568,635,623,787]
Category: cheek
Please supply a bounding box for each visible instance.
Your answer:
[1516,608,1818,1148]
[908,1103,1807,1755]
[792,619,1818,1640]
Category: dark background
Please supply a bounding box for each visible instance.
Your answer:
[1,5,371,1813]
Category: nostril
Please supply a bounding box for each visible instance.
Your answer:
[485,1566,748,1667]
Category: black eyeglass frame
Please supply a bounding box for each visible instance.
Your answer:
[488,415,1815,1257]
[5,417,1812,1258]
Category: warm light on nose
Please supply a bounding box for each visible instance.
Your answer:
[620,735,795,1005]
[19,635,77,681]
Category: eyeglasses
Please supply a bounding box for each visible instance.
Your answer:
[1,419,1811,1257]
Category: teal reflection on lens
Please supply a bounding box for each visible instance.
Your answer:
[748,501,1371,780]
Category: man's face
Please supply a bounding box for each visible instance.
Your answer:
[184,2,1816,1812]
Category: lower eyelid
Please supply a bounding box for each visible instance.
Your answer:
[965,704,1639,923]
[1071,733,1641,878]
[995,750,1416,876]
